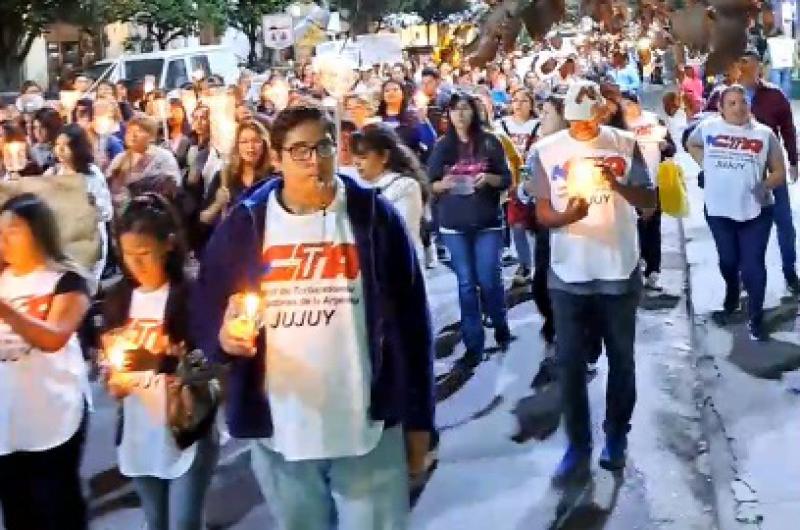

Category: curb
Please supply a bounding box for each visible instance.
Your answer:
[678,217,762,529]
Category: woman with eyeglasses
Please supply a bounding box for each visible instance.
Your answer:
[198,120,272,247]
[352,123,429,264]
[495,88,540,287]
[428,92,512,369]
[377,80,436,161]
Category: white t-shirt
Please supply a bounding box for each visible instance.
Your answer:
[373,172,424,262]
[689,116,780,222]
[532,127,648,283]
[117,284,198,479]
[495,117,539,159]
[0,268,88,455]
[259,178,383,461]
[626,111,663,182]
[767,36,796,69]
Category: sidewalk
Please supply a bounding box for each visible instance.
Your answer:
[679,145,800,530]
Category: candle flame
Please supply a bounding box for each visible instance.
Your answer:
[414,91,430,109]
[243,293,261,320]
[566,159,598,200]
[107,337,136,370]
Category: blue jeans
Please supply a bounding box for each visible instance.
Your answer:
[550,289,639,450]
[511,226,533,270]
[250,427,409,530]
[706,207,774,324]
[132,433,220,530]
[769,67,793,99]
[771,184,797,279]
[441,229,510,353]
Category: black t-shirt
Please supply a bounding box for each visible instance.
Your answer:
[54,271,90,297]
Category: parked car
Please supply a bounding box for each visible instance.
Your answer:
[84,45,240,91]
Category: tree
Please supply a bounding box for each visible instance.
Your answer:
[0,0,81,90]
[401,0,472,23]
[227,0,290,67]
[103,0,202,50]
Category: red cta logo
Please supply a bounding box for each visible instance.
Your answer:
[263,243,360,282]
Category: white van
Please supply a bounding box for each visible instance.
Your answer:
[84,45,241,90]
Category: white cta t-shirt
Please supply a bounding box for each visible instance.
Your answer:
[260,178,383,461]
[532,127,650,284]
[117,284,197,479]
[0,268,88,455]
[689,116,780,222]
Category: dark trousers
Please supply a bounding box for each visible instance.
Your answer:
[772,184,796,279]
[550,289,639,450]
[637,208,662,276]
[0,411,88,530]
[533,229,554,344]
[706,207,774,324]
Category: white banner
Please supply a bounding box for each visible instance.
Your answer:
[263,14,294,50]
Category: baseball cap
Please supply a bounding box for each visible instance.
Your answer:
[563,81,605,122]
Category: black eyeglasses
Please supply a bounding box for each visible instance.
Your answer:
[283,139,336,162]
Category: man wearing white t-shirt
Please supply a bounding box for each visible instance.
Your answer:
[528,81,656,485]
[195,104,434,530]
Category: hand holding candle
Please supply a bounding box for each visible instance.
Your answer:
[566,159,599,201]
[221,292,264,357]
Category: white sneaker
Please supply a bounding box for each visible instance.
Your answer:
[644,272,661,291]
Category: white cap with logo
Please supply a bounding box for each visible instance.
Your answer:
[563,80,605,122]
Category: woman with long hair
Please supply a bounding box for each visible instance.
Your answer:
[45,124,113,280]
[352,123,429,261]
[428,92,512,368]
[198,120,272,244]
[377,79,436,160]
[164,99,192,171]
[90,97,126,173]
[0,193,93,530]
[102,193,219,530]
[30,108,63,172]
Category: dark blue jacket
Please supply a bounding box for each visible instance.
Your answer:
[191,175,435,439]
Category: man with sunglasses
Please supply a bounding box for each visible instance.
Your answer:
[193,104,434,530]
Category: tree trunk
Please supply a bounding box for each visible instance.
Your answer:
[0,53,22,92]
[247,31,258,68]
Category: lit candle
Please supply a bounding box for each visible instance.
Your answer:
[265,80,290,111]
[192,68,206,82]
[226,292,263,340]
[566,159,598,200]
[3,142,27,174]
[106,335,137,371]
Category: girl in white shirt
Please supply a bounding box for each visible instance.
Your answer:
[351,123,428,263]
[0,193,93,530]
[46,124,114,280]
[102,193,219,530]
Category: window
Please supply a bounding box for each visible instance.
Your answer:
[124,59,164,83]
[189,55,212,79]
[165,59,189,89]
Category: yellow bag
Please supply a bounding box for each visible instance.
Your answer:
[657,160,690,218]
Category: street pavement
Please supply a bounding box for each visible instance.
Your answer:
[5,88,800,530]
